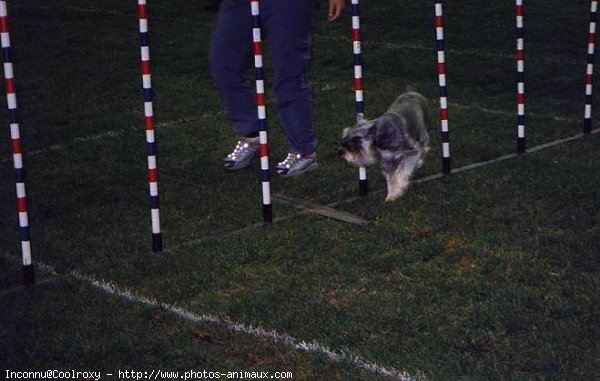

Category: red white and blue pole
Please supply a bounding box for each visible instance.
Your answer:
[435,0,451,174]
[0,0,34,284]
[351,0,368,196]
[516,0,526,153]
[250,0,273,223]
[584,0,598,134]
[137,0,163,251]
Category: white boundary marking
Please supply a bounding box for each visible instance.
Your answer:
[0,115,212,164]
[315,34,572,64]
[56,5,127,16]
[17,4,139,17]
[0,130,124,164]
[0,252,424,381]
[2,130,597,380]
[315,34,511,60]
[170,213,301,251]
[448,102,578,122]
[16,3,215,27]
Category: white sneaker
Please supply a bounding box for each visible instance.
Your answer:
[276,152,317,177]
[223,137,260,170]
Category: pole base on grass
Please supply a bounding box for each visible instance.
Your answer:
[442,157,451,175]
[584,120,592,134]
[517,138,526,154]
[263,204,273,224]
[23,264,35,285]
[359,179,368,196]
[152,233,163,252]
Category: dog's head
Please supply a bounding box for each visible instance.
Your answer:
[337,119,377,167]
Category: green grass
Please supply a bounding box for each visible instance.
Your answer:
[1,0,599,380]
[0,259,387,381]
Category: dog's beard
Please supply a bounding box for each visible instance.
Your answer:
[342,150,376,167]
[341,141,377,167]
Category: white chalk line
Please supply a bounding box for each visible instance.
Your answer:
[0,115,211,165]
[169,213,302,251]
[15,4,151,18]
[448,102,578,122]
[316,34,506,59]
[0,251,425,381]
[0,130,125,164]
[50,5,129,17]
[10,2,129,17]
[170,199,368,251]
[16,3,216,28]
[3,130,597,379]
[18,2,574,66]
[316,34,577,65]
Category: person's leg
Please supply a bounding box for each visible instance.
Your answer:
[209,0,258,137]
[261,0,318,156]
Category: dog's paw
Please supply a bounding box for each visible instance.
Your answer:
[385,178,410,202]
[385,191,403,202]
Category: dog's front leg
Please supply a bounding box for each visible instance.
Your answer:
[383,152,422,202]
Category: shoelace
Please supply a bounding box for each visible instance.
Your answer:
[278,153,302,168]
[227,140,253,159]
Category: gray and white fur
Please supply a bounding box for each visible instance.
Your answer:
[338,91,433,201]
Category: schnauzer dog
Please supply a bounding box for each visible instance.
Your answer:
[338,90,433,201]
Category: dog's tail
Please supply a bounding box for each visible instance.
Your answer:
[405,84,417,93]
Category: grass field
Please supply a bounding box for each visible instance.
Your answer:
[1,0,599,380]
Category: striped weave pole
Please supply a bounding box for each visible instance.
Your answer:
[250,0,273,223]
[351,0,368,196]
[137,0,163,251]
[0,1,34,284]
[435,0,451,174]
[584,0,598,134]
[516,0,526,153]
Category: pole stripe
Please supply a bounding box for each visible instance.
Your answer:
[1,0,34,284]
[351,0,368,196]
[137,0,163,251]
[435,0,451,174]
[251,0,273,223]
[516,0,526,153]
[584,0,598,134]
[0,17,8,33]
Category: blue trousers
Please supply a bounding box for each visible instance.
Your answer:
[209,0,318,155]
